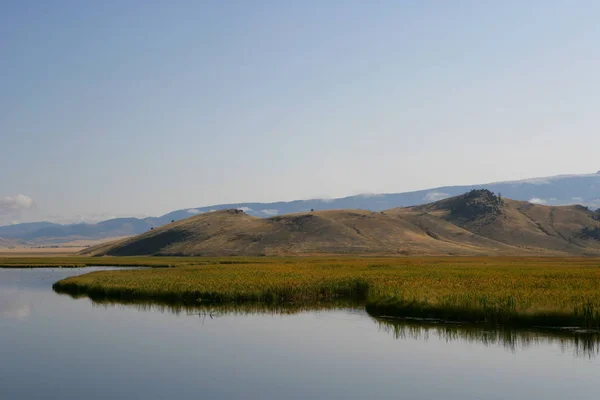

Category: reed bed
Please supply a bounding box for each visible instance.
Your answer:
[49,256,600,329]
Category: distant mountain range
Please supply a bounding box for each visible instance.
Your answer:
[2,172,600,246]
[81,190,600,257]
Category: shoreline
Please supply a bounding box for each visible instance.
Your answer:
[48,256,600,330]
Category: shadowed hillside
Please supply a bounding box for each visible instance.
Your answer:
[80,191,600,257]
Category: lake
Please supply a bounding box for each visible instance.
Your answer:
[1,268,599,400]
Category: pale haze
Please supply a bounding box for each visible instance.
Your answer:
[1,1,599,224]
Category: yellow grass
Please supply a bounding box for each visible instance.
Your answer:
[47,256,600,329]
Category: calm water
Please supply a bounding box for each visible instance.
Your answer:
[1,268,600,400]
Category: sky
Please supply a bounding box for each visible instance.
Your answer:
[1,0,599,225]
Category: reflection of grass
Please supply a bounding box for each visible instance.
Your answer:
[60,292,600,359]
[51,256,600,329]
[373,317,600,359]
[81,297,364,317]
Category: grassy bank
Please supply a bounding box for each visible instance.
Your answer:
[50,256,600,329]
[0,256,266,268]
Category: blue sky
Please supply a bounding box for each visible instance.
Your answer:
[1,1,599,224]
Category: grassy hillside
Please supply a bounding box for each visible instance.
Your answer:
[79,191,600,257]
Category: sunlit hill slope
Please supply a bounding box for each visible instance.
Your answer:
[81,190,600,257]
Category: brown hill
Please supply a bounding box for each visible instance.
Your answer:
[80,190,600,257]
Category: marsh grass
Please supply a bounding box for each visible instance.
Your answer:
[46,256,600,329]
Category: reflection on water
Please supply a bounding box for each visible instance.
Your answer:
[76,294,600,359]
[0,292,31,320]
[373,316,600,359]
[83,297,364,316]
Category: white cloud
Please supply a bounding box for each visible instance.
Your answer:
[259,209,279,216]
[424,191,450,202]
[572,197,583,202]
[1,194,34,211]
[529,197,547,205]
[357,193,384,198]
[187,209,203,215]
[514,178,552,185]
[501,173,600,186]
[237,207,253,212]
[0,194,35,225]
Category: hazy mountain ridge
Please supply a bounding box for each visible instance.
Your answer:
[2,172,600,246]
[81,190,600,257]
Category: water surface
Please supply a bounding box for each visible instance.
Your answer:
[1,268,599,400]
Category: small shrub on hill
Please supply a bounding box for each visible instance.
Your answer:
[579,226,600,241]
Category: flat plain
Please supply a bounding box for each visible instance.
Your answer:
[0,236,132,257]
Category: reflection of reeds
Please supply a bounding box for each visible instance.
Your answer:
[52,257,600,329]
[87,297,364,316]
[87,298,600,359]
[373,317,600,359]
